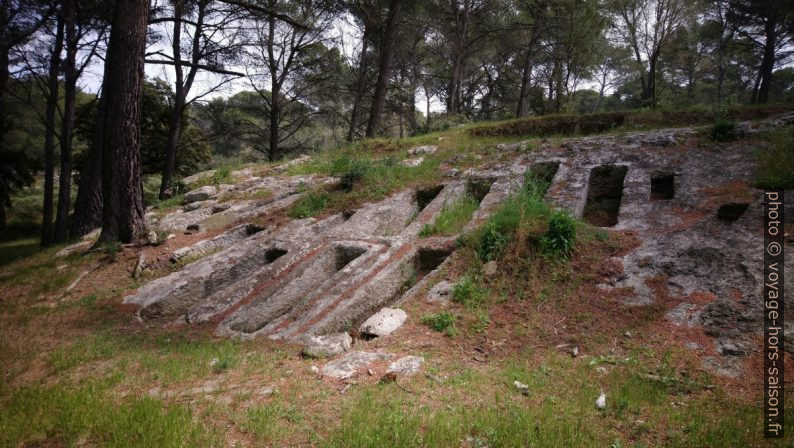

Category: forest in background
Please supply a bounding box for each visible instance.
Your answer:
[0,0,792,244]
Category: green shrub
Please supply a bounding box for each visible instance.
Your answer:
[475,221,509,262]
[421,312,456,335]
[427,114,471,132]
[470,112,626,138]
[540,210,577,259]
[339,159,368,192]
[288,192,329,218]
[452,275,485,308]
[710,119,739,142]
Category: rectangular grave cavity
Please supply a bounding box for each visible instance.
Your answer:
[415,246,453,279]
[717,202,748,223]
[229,244,369,334]
[415,185,444,211]
[140,245,289,321]
[526,162,560,196]
[466,177,495,202]
[582,165,628,227]
[650,172,675,200]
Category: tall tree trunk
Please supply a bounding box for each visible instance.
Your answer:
[647,55,658,109]
[347,29,370,142]
[446,55,462,115]
[41,18,65,247]
[54,0,78,242]
[159,0,204,198]
[269,86,279,161]
[756,18,777,105]
[405,85,418,134]
[424,84,431,131]
[70,95,105,238]
[516,48,533,118]
[266,10,280,161]
[0,46,9,146]
[97,0,149,244]
[365,0,402,137]
[160,96,184,197]
[159,1,185,199]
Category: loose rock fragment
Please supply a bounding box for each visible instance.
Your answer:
[302,333,353,358]
[359,308,408,338]
[426,281,454,304]
[185,185,217,203]
[321,351,394,379]
[595,391,606,409]
[408,145,437,155]
[386,356,424,377]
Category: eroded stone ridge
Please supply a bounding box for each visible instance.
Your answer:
[126,115,793,376]
[126,169,525,345]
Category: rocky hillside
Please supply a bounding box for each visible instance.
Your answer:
[1,113,793,447]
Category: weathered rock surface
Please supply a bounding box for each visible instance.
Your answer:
[359,308,408,338]
[321,351,393,379]
[426,280,454,304]
[56,240,91,258]
[408,145,437,155]
[185,185,218,203]
[124,113,794,379]
[386,356,424,376]
[302,332,352,358]
[182,170,216,185]
[482,260,498,277]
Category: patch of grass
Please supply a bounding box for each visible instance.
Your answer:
[288,147,442,214]
[49,334,123,373]
[320,349,794,447]
[421,312,457,335]
[154,194,185,210]
[452,275,486,308]
[419,194,479,237]
[0,238,40,267]
[468,170,553,262]
[211,164,233,184]
[137,337,243,384]
[0,383,221,447]
[288,191,331,218]
[754,126,794,189]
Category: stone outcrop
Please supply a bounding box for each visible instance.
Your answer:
[125,114,794,376]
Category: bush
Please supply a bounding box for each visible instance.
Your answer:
[710,119,739,142]
[452,275,485,308]
[421,312,456,335]
[540,210,577,259]
[427,114,471,133]
[339,159,368,192]
[469,112,626,138]
[475,221,509,262]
